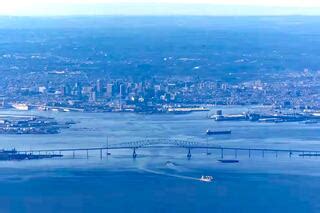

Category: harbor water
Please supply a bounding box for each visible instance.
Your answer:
[0,106,319,212]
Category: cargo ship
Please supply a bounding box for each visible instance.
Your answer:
[206,129,231,135]
[12,103,29,111]
[218,159,239,163]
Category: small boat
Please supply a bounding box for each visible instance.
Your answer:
[165,161,178,167]
[65,120,77,125]
[199,175,213,182]
[206,129,231,135]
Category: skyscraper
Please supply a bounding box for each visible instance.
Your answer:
[106,83,113,98]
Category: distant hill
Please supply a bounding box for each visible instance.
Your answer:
[0,16,320,80]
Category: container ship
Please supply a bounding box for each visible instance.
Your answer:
[12,103,29,111]
[206,129,232,135]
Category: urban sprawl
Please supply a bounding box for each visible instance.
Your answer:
[1,69,320,114]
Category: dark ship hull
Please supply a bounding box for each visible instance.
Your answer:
[206,130,231,135]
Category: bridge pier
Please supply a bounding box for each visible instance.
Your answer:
[206,147,211,155]
[234,149,238,159]
[220,148,224,159]
[187,148,191,159]
[133,148,137,159]
[100,149,103,160]
[106,147,110,157]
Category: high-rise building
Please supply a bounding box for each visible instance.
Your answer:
[96,79,103,94]
[89,91,97,102]
[62,85,71,96]
[106,83,113,98]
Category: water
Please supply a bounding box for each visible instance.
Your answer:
[0,106,320,212]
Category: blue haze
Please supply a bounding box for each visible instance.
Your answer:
[4,3,320,16]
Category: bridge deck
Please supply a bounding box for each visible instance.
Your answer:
[20,145,320,155]
[16,139,320,160]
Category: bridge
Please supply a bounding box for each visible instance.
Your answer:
[18,139,320,160]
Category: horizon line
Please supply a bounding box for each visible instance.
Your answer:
[1,3,320,16]
[1,14,320,18]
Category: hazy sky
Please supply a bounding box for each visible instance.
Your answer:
[1,0,320,16]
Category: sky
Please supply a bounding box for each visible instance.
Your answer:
[1,0,320,16]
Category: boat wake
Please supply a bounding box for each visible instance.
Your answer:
[138,166,203,182]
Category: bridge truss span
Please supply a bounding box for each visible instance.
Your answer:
[108,138,201,149]
[19,138,320,160]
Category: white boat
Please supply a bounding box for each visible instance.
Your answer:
[199,175,213,182]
